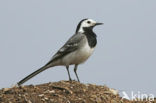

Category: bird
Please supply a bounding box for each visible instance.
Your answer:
[17,18,103,86]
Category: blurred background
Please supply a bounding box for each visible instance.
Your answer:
[0,0,156,96]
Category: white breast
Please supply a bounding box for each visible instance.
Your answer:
[62,40,95,65]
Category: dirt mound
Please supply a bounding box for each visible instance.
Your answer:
[0,81,155,103]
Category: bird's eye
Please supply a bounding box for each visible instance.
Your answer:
[87,21,91,24]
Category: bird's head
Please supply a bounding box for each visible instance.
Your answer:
[76,18,103,33]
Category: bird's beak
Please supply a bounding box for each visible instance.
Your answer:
[95,22,103,26]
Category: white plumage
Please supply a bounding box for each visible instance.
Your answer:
[62,37,94,65]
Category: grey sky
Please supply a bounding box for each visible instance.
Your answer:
[0,0,156,96]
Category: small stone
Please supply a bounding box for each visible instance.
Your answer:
[109,88,118,95]
[44,97,48,100]
[38,94,44,97]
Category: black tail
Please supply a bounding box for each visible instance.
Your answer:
[17,66,49,86]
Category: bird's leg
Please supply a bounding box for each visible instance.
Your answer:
[66,66,72,81]
[74,64,80,82]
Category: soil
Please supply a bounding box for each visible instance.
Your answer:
[0,81,155,103]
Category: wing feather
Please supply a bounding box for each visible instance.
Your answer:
[45,33,85,66]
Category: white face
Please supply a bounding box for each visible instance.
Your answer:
[78,19,97,33]
[81,19,97,27]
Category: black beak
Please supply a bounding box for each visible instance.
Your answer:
[95,22,103,26]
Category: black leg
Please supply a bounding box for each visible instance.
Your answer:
[66,66,72,81]
[74,64,80,82]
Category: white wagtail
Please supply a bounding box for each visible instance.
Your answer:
[17,18,103,86]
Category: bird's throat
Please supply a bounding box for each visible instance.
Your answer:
[83,27,97,48]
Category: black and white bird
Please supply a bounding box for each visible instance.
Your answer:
[17,18,103,86]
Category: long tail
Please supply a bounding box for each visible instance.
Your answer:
[17,65,49,86]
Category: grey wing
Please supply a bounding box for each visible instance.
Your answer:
[45,33,85,66]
